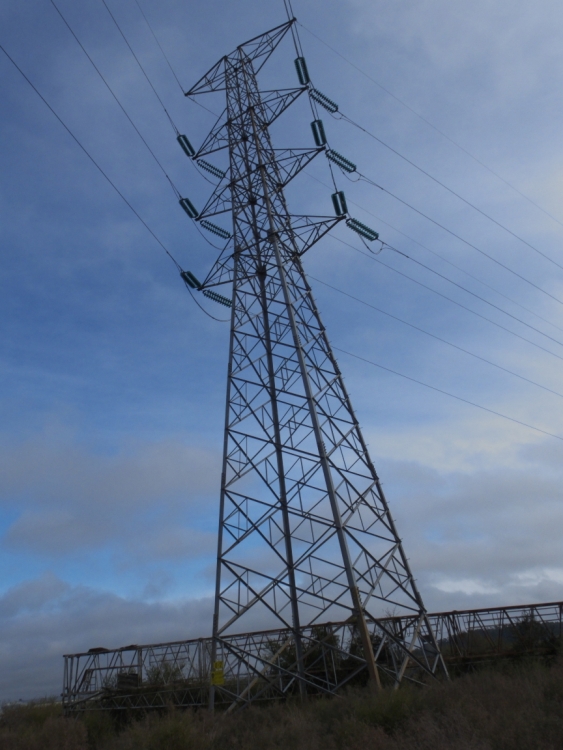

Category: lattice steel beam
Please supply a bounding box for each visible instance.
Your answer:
[62,600,563,713]
[175,20,449,708]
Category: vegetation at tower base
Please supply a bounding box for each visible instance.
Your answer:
[6,654,563,749]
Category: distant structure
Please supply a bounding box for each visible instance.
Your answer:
[176,19,447,708]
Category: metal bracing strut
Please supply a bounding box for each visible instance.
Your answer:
[182,20,447,709]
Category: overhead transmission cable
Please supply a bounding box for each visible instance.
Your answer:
[309,145,563,338]
[283,0,303,59]
[49,0,180,199]
[355,170,563,308]
[333,347,563,442]
[0,43,181,274]
[309,274,563,401]
[184,283,230,322]
[288,15,563,368]
[337,112,563,273]
[305,170,563,335]
[94,6,563,437]
[289,16,563,357]
[136,1,556,334]
[112,0,222,131]
[307,115,563,349]
[23,6,557,418]
[138,8,563,335]
[0,41,230,323]
[99,0,179,134]
[305,173,563,345]
[5,38,561,436]
[335,236,563,364]
[371,211,563,336]
[383,242,563,349]
[124,0,228,189]
[346,219,563,348]
[52,0,226,260]
[297,21,563,232]
[290,17,563,310]
[101,0,231,248]
[133,0,185,94]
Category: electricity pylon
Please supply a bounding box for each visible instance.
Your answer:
[180,19,447,708]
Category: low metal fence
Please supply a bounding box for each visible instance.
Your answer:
[62,600,563,712]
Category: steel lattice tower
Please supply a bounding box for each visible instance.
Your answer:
[180,20,447,708]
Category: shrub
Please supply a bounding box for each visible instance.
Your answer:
[4,658,563,749]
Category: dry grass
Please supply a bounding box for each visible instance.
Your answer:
[0,699,87,750]
[3,659,563,749]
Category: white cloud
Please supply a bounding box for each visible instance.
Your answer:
[432,578,499,596]
[378,441,563,611]
[511,568,563,588]
[0,428,220,560]
[0,573,213,703]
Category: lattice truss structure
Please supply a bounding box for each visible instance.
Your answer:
[179,20,448,704]
[63,601,563,712]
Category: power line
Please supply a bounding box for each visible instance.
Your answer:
[304,170,563,335]
[333,347,563,442]
[385,243,563,349]
[0,42,181,272]
[125,1,228,186]
[282,0,302,59]
[132,0,185,94]
[98,0,231,242]
[293,18,563,311]
[339,112,563,273]
[310,275,563,400]
[68,7,563,352]
[308,170,563,347]
[318,163,563,344]
[297,20,563,232]
[49,0,180,199]
[0,40,231,324]
[357,171,563,308]
[335,236,563,364]
[11,10,560,441]
[294,20,563,319]
[185,95,221,118]
[99,0,179,134]
[300,18,563,274]
[6,25,558,447]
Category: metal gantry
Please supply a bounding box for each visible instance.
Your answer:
[62,600,563,712]
[174,20,447,708]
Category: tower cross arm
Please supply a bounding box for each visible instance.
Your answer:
[185,19,295,97]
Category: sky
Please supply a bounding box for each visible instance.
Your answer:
[1,0,563,701]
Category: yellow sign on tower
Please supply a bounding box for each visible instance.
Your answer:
[211,660,224,686]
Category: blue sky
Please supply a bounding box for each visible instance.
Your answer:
[2,0,563,700]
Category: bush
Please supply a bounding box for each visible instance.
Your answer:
[4,659,563,749]
[101,710,207,750]
[0,699,87,750]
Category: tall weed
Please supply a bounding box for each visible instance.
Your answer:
[3,659,563,749]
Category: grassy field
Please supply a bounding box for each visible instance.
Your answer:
[2,658,563,749]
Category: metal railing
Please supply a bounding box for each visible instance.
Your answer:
[62,600,563,712]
